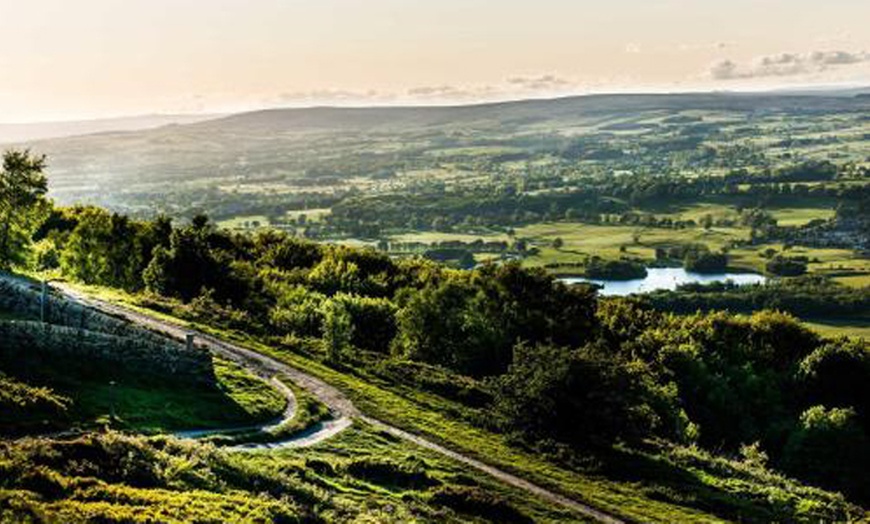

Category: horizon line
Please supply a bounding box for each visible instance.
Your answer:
[3,82,868,126]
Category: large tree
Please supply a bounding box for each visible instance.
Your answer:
[0,150,48,268]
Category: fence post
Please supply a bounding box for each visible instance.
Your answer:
[40,280,47,323]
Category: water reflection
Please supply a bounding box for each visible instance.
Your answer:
[561,267,766,296]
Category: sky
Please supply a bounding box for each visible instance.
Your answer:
[1,0,869,122]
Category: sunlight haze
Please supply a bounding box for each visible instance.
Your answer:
[1,0,869,121]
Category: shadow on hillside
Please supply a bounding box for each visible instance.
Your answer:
[598,446,780,523]
[0,348,271,435]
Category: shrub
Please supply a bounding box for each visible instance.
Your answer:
[429,486,533,524]
[781,406,870,503]
[345,458,439,490]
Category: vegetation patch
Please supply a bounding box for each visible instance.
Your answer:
[345,457,441,491]
[430,486,534,524]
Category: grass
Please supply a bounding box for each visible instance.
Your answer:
[214,377,332,445]
[803,318,870,340]
[47,356,286,433]
[768,207,835,226]
[280,421,585,523]
[518,222,745,270]
[653,201,836,228]
[0,425,584,523]
[727,244,870,286]
[217,215,271,230]
[390,231,509,244]
[285,207,331,222]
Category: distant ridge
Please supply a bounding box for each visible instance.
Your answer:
[6,87,868,143]
[0,113,223,144]
[191,89,870,133]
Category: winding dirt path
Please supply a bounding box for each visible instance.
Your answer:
[174,377,297,440]
[52,282,625,524]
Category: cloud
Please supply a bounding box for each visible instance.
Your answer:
[276,89,388,103]
[710,50,870,80]
[407,75,575,102]
[408,85,467,96]
[678,42,729,52]
[506,74,572,90]
[263,74,580,108]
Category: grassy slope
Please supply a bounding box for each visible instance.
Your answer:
[65,281,865,523]
[57,357,287,432]
[0,353,286,434]
[0,424,583,523]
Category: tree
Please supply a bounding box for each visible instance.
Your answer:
[59,208,147,290]
[552,237,564,249]
[492,342,664,448]
[766,255,807,277]
[321,298,354,362]
[0,150,48,268]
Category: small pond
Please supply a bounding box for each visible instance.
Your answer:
[561,267,766,296]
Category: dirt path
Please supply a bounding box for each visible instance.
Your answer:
[52,282,625,524]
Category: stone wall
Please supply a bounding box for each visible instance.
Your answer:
[0,274,213,384]
[0,321,214,384]
[0,277,167,345]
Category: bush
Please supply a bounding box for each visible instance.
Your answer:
[684,252,727,273]
[345,457,439,490]
[781,406,870,503]
[429,486,533,524]
[766,256,807,276]
[797,339,870,429]
[492,342,663,448]
[585,258,647,280]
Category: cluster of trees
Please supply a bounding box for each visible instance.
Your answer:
[325,160,866,238]
[641,275,870,318]
[656,243,728,273]
[766,255,809,276]
[0,151,49,269]
[592,302,870,501]
[584,257,647,280]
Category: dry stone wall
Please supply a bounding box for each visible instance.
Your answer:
[0,274,213,384]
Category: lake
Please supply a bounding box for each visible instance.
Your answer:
[561,267,766,296]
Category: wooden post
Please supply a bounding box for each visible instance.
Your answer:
[109,380,117,421]
[186,333,195,351]
[40,280,47,323]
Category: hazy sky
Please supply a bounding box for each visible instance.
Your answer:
[1,0,869,121]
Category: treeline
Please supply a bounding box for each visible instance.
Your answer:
[326,161,868,237]
[640,275,870,318]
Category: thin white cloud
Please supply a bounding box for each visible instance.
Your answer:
[506,74,572,90]
[261,74,581,108]
[405,75,576,102]
[711,50,870,80]
[276,89,388,103]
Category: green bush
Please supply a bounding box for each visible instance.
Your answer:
[429,486,533,524]
[782,406,870,502]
